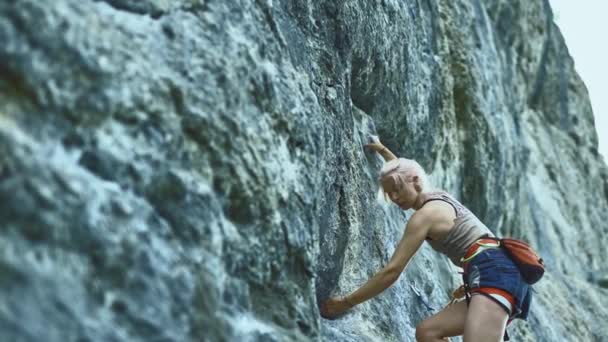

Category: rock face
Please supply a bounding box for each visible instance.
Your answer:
[1,0,607,341]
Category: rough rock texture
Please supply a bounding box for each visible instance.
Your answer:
[1,0,607,341]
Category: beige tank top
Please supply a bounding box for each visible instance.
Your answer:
[423,191,494,267]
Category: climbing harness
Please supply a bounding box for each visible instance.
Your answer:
[460,238,501,263]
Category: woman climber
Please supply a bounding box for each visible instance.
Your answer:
[320,136,532,342]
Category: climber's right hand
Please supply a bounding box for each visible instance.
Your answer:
[320,297,352,320]
[364,135,385,152]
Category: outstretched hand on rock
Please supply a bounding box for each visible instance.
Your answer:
[320,297,353,319]
[364,135,385,153]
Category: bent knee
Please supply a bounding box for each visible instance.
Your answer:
[415,320,440,342]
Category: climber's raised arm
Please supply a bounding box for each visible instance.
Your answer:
[320,208,432,319]
[365,135,397,161]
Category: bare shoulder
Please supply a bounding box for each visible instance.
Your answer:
[412,201,456,225]
[412,201,458,239]
[408,205,435,228]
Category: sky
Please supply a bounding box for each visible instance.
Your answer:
[549,1,608,161]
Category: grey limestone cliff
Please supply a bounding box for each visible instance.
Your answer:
[1,0,607,341]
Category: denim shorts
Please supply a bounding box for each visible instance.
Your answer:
[463,247,532,320]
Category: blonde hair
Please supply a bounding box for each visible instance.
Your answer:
[379,158,430,196]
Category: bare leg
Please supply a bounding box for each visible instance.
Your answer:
[416,300,467,342]
[463,294,509,342]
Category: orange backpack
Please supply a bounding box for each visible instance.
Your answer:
[498,238,545,284]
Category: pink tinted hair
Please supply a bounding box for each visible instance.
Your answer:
[378,158,430,194]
